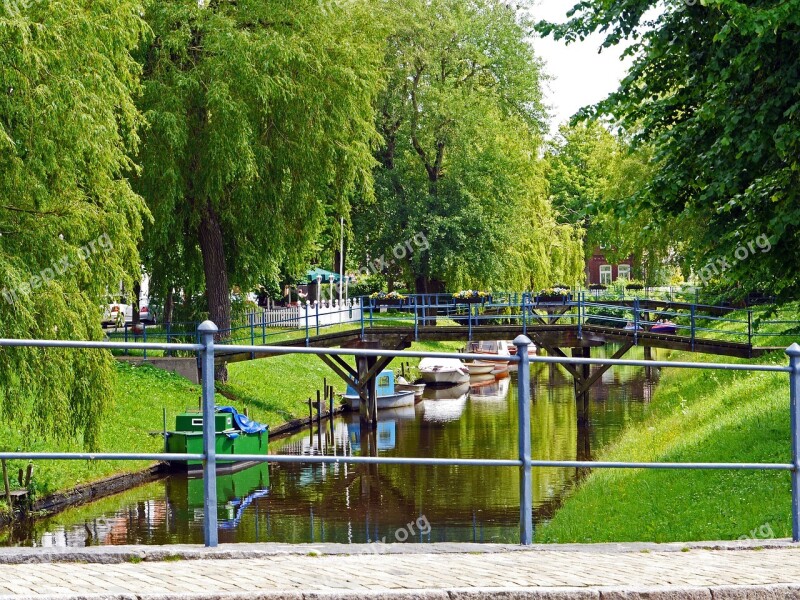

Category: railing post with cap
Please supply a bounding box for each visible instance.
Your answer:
[514,334,533,545]
[787,343,800,542]
[198,320,219,547]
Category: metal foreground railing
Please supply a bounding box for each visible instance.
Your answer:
[2,321,800,546]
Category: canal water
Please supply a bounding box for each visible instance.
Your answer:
[2,347,659,547]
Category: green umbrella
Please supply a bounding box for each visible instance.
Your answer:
[305,267,343,283]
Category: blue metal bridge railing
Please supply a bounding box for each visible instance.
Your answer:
[1,328,800,547]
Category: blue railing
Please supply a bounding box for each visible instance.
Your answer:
[105,293,800,358]
[1,329,800,547]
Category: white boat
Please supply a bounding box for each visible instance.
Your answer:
[395,376,425,399]
[467,340,513,364]
[466,361,495,376]
[418,357,470,385]
[343,370,415,410]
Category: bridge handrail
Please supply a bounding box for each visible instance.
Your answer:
[0,331,799,548]
[108,294,800,353]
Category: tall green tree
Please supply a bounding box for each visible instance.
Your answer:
[0,0,147,447]
[545,121,663,283]
[538,0,800,297]
[353,0,583,293]
[135,0,386,369]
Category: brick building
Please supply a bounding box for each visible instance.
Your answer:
[586,248,636,286]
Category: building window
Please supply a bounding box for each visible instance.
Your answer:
[599,265,612,285]
[617,264,631,280]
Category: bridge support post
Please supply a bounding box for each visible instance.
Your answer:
[572,347,591,426]
[357,355,378,426]
[787,343,800,542]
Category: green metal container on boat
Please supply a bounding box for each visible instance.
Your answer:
[166,410,269,475]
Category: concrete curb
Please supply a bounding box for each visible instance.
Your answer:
[4,587,800,600]
[0,540,797,565]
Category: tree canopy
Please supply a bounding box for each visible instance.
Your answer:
[352,0,584,293]
[135,0,387,350]
[538,0,800,297]
[0,0,147,447]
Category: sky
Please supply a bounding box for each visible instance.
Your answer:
[530,1,634,136]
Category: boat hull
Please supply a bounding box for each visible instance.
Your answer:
[420,370,470,384]
[344,391,416,410]
[467,361,495,375]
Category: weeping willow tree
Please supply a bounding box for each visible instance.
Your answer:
[0,0,147,448]
[135,0,387,376]
[351,0,584,293]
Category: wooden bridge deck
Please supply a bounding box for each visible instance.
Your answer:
[214,323,778,366]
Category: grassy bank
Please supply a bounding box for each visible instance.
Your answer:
[536,308,800,543]
[0,362,249,501]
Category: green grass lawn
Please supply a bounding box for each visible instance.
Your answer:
[535,306,800,543]
[0,361,248,501]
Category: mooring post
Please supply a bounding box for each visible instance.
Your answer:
[315,300,320,337]
[633,298,639,346]
[514,334,533,545]
[748,310,753,350]
[690,304,696,351]
[198,320,219,548]
[787,343,800,542]
[468,304,473,341]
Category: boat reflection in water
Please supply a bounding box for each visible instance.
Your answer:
[4,345,660,547]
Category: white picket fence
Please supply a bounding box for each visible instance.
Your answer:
[240,298,362,331]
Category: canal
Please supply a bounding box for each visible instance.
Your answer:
[2,346,659,547]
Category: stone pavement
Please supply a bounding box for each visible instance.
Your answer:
[0,541,799,599]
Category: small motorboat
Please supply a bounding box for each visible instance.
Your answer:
[343,370,415,410]
[466,361,495,376]
[395,376,425,399]
[624,321,643,331]
[467,340,513,365]
[650,321,678,335]
[418,357,470,385]
[469,372,496,384]
[506,340,537,357]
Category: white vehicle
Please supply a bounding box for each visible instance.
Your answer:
[102,274,153,327]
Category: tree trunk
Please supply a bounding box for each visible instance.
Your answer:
[164,287,174,324]
[415,275,445,323]
[198,203,231,382]
[132,281,141,333]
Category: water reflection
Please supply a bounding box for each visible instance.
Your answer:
[2,345,659,546]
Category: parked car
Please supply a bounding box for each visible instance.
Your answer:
[102,303,155,328]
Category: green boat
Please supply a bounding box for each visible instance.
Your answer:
[165,407,269,475]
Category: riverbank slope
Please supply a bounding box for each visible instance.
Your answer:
[536,308,798,543]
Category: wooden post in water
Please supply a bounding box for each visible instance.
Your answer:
[572,347,591,426]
